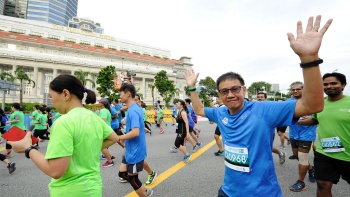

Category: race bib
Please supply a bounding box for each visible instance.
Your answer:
[224,144,250,173]
[321,137,345,153]
[175,123,178,129]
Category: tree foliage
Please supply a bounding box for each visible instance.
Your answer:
[148,83,156,105]
[96,65,119,99]
[198,76,217,107]
[0,72,15,81]
[14,68,35,105]
[247,81,271,98]
[154,70,176,108]
[74,69,95,87]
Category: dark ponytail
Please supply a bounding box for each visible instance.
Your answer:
[50,75,96,104]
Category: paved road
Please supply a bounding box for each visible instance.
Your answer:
[0,121,348,197]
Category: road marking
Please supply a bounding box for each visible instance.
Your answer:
[0,146,5,151]
[125,139,217,197]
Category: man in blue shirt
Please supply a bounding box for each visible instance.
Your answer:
[117,84,153,196]
[288,82,317,192]
[184,15,332,197]
[171,102,177,126]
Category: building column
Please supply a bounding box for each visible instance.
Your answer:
[142,77,145,100]
[33,67,38,96]
[53,69,57,78]
[11,65,17,75]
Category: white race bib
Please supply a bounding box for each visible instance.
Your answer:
[321,137,345,153]
[224,144,250,173]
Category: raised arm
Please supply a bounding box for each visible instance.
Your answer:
[288,15,333,118]
[184,70,206,117]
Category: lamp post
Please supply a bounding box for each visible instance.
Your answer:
[122,57,124,71]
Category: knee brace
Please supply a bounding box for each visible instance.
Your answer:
[127,174,142,190]
[118,171,128,180]
[298,152,309,165]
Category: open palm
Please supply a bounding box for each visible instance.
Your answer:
[184,69,199,88]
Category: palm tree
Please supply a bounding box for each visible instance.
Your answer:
[148,83,155,106]
[14,68,35,105]
[136,87,144,100]
[0,72,15,82]
[74,69,95,88]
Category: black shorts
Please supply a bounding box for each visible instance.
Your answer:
[276,126,287,133]
[290,138,312,150]
[314,151,350,184]
[113,128,124,136]
[122,157,144,174]
[214,126,221,136]
[174,131,187,148]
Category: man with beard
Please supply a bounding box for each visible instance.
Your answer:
[298,72,350,197]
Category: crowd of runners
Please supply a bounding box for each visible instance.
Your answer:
[0,15,349,197]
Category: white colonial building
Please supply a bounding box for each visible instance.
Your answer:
[0,15,192,105]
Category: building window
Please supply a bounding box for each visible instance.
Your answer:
[48,34,60,40]
[23,72,34,96]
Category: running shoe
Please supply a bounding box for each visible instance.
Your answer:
[146,188,154,196]
[102,160,114,167]
[119,178,127,183]
[100,154,106,160]
[169,147,178,153]
[214,150,224,156]
[183,154,191,163]
[196,142,202,147]
[279,146,285,150]
[7,162,16,174]
[279,152,286,164]
[289,180,306,192]
[145,171,157,185]
[192,145,199,153]
[287,140,291,145]
[308,166,316,183]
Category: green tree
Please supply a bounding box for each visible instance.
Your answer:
[148,83,156,105]
[198,76,217,97]
[74,69,95,88]
[247,81,271,99]
[154,70,176,108]
[184,86,190,97]
[136,87,143,100]
[0,72,15,81]
[14,68,35,105]
[96,65,119,99]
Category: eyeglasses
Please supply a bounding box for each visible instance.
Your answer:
[218,86,243,95]
[291,88,302,91]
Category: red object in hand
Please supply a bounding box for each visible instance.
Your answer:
[2,126,38,145]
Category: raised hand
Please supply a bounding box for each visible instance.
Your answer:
[287,15,333,62]
[184,69,199,87]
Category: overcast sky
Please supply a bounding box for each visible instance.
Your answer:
[78,0,350,95]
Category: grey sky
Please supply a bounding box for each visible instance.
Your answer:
[78,0,350,94]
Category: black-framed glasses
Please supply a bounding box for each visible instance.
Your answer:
[218,86,243,95]
[291,88,302,91]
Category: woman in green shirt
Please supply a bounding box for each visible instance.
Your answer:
[8,75,118,197]
[5,103,26,158]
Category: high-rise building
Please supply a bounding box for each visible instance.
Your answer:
[3,0,78,26]
[0,0,5,15]
[26,0,78,26]
[4,0,28,18]
[68,17,104,34]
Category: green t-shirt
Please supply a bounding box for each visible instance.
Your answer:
[157,109,163,120]
[143,108,148,121]
[313,96,350,161]
[99,108,111,126]
[31,110,39,122]
[34,113,48,130]
[10,111,26,130]
[45,108,113,197]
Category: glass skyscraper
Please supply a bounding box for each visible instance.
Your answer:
[4,0,78,26]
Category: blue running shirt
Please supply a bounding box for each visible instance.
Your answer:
[124,103,147,164]
[205,100,297,197]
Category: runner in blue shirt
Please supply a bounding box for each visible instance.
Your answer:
[171,103,177,126]
[184,15,332,197]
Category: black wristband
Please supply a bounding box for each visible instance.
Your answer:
[25,145,38,159]
[300,58,323,68]
[188,87,196,91]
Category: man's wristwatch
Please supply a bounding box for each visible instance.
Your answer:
[25,145,38,159]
